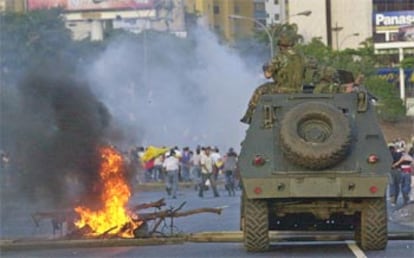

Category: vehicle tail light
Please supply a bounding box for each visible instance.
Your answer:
[369,185,378,193]
[254,186,262,195]
[252,155,266,166]
[367,154,379,164]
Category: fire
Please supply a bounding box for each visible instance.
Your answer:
[74,146,141,238]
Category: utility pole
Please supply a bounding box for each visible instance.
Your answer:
[331,22,343,50]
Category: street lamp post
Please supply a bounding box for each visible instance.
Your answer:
[284,10,312,22]
[229,10,312,59]
[339,33,359,49]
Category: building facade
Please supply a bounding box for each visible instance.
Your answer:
[289,0,371,50]
[371,0,414,112]
[0,0,26,12]
[21,0,186,41]
[183,0,254,42]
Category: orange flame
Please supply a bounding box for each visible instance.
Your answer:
[74,146,140,238]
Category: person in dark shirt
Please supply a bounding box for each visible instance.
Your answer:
[392,149,413,205]
[389,145,402,206]
[223,148,238,196]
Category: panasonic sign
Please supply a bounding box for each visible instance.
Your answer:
[375,11,414,27]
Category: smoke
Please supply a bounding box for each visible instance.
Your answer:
[84,25,264,152]
[0,23,265,211]
[1,63,114,207]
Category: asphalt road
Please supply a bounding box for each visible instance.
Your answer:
[1,184,414,258]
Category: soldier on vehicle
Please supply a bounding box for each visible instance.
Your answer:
[313,66,341,93]
[240,24,306,124]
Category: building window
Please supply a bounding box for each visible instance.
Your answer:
[213,5,220,14]
[274,0,279,5]
[274,14,280,21]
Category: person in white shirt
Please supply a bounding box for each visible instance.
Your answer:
[223,148,238,196]
[210,147,222,181]
[162,149,180,199]
[199,146,220,198]
[153,155,164,181]
[190,147,202,188]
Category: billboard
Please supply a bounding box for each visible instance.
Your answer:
[27,0,67,10]
[28,0,156,11]
[373,11,414,43]
[377,68,414,84]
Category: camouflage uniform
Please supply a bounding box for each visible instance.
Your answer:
[313,66,341,93]
[303,56,320,88]
[241,36,305,124]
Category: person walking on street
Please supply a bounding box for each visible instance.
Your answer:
[191,147,202,190]
[210,147,222,181]
[223,148,238,196]
[392,149,413,205]
[199,146,219,198]
[180,147,192,182]
[153,155,164,181]
[163,149,180,199]
[389,145,402,206]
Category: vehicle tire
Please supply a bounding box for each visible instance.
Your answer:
[354,223,361,247]
[280,102,351,169]
[243,198,269,252]
[355,197,387,250]
[240,194,245,231]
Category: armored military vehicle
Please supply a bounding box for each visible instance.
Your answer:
[238,85,391,252]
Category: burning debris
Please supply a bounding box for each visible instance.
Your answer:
[31,145,222,240]
[32,199,222,240]
[73,146,140,238]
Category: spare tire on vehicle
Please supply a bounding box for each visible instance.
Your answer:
[279,102,351,169]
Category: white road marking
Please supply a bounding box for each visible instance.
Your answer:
[346,240,367,258]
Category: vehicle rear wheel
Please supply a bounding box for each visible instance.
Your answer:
[240,194,245,231]
[280,102,351,169]
[355,197,387,250]
[243,198,269,252]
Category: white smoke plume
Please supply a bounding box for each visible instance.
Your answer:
[0,21,268,238]
[84,25,265,152]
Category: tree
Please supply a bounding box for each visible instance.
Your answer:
[400,57,414,69]
[365,77,406,122]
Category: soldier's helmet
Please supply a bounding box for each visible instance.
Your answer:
[276,23,301,47]
[306,56,319,69]
[277,33,295,47]
[320,66,340,82]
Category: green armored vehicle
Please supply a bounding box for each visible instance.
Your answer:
[239,86,391,252]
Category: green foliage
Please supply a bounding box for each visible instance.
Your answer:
[298,37,377,77]
[298,37,332,62]
[364,76,406,122]
[297,36,406,121]
[400,57,414,69]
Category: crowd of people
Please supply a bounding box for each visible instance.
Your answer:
[128,135,414,204]
[389,137,414,206]
[127,145,240,199]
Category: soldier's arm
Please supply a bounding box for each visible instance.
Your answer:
[264,70,272,79]
[263,58,280,79]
